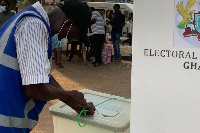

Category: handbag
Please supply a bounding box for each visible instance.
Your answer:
[101,44,112,64]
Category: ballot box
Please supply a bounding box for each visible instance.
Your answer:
[49,89,131,133]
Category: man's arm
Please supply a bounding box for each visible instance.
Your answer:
[23,76,65,101]
[91,18,96,24]
[23,76,95,115]
[91,11,97,24]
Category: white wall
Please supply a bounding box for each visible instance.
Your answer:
[131,0,200,132]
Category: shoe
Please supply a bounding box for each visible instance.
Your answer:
[93,62,102,67]
[112,57,117,62]
[68,56,73,61]
[93,62,98,67]
[115,58,121,63]
[57,63,64,68]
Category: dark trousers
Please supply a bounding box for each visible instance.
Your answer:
[123,33,132,46]
[69,41,81,59]
[91,34,105,63]
[111,32,121,58]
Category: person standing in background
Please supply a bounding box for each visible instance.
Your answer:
[122,19,132,46]
[53,36,67,68]
[104,18,111,44]
[110,4,125,63]
[108,10,114,21]
[0,0,15,28]
[90,7,105,67]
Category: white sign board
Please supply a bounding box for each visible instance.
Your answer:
[131,0,200,132]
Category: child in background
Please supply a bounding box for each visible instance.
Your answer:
[104,19,111,44]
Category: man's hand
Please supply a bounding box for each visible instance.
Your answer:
[91,18,96,24]
[61,90,96,116]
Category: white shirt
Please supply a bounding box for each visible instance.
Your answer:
[15,2,51,85]
[126,21,132,33]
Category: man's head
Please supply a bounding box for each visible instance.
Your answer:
[113,4,120,13]
[48,0,92,46]
[0,0,10,13]
[90,7,95,12]
[48,7,79,42]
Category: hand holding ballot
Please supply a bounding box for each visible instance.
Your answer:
[62,90,96,116]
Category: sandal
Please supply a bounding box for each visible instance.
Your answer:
[58,63,64,68]
[55,62,62,65]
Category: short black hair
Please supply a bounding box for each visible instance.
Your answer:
[2,0,10,6]
[57,0,92,34]
[90,7,95,12]
[114,4,120,9]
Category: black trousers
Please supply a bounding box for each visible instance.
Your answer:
[123,33,132,46]
[91,34,105,63]
[69,41,81,58]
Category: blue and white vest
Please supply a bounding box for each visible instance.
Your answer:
[0,5,52,133]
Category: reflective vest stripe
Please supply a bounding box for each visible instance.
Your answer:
[0,114,37,129]
[0,99,36,129]
[24,99,35,119]
[0,11,41,71]
[0,53,19,71]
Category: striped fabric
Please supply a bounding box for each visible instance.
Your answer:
[91,11,105,35]
[14,2,51,85]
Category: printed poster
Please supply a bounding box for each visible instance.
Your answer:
[174,0,200,47]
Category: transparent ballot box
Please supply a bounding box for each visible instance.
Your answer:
[49,89,131,133]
